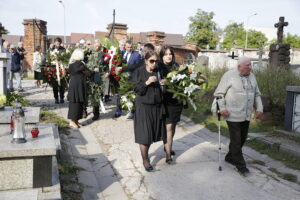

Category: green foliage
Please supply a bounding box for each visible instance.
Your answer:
[222,22,267,49]
[284,33,300,48]
[185,9,219,49]
[253,67,300,106]
[40,110,69,128]
[246,30,268,48]
[119,82,136,112]
[86,52,105,106]
[0,25,9,35]
[58,161,83,175]
[6,91,30,106]
[101,38,119,49]
[222,23,246,49]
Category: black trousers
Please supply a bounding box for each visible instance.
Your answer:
[53,85,65,100]
[225,121,250,168]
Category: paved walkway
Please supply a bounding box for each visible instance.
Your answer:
[22,80,300,200]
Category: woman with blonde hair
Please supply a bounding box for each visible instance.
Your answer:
[67,48,93,128]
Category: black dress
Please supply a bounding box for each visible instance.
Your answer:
[159,62,183,124]
[133,66,166,144]
[67,61,87,121]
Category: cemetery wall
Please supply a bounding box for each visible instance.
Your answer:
[200,48,300,70]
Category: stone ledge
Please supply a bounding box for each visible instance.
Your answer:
[0,125,56,158]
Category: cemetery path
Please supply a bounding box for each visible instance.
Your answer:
[22,80,300,200]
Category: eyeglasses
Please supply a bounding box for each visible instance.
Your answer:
[149,59,159,64]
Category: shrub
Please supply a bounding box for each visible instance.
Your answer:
[253,67,300,107]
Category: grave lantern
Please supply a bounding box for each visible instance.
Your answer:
[11,102,26,144]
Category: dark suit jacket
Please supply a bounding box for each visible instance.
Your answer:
[122,50,141,66]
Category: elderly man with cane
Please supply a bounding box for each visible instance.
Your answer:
[214,56,263,176]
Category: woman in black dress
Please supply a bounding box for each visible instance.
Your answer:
[67,49,92,128]
[133,50,168,171]
[159,46,183,159]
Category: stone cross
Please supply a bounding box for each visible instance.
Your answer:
[274,16,288,44]
[257,48,265,67]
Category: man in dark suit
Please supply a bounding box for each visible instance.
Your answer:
[122,40,141,67]
[115,43,155,119]
[114,40,141,118]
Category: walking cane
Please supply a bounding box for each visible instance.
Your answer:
[216,99,222,171]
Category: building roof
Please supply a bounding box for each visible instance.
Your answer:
[164,33,185,46]
[95,31,108,40]
[2,35,23,45]
[70,33,94,44]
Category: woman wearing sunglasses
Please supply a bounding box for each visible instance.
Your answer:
[133,50,167,171]
[159,46,183,163]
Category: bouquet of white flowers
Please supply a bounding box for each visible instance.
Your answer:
[165,63,207,110]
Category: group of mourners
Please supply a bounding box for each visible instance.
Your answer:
[31,37,263,176]
[63,39,183,171]
[2,41,27,92]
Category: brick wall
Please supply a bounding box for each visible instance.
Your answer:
[23,19,47,69]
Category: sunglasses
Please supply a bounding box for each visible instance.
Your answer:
[149,59,159,64]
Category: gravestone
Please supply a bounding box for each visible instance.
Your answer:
[184,53,195,64]
[257,48,265,67]
[269,17,290,68]
[284,86,300,134]
[195,53,209,72]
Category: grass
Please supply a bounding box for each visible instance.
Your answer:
[246,138,300,170]
[40,110,69,128]
[250,160,266,166]
[58,160,83,175]
[269,168,298,183]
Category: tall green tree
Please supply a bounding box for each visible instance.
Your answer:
[185,9,219,49]
[222,23,245,49]
[222,22,267,49]
[284,33,300,48]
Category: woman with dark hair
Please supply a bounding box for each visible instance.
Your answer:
[159,46,183,161]
[133,50,168,171]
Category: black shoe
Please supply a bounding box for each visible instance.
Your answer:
[164,147,175,156]
[237,167,250,176]
[166,158,173,165]
[55,99,59,104]
[114,111,122,118]
[92,114,99,120]
[60,99,64,103]
[143,160,153,172]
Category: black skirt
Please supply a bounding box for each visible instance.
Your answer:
[134,104,166,144]
[68,102,84,120]
[165,104,183,124]
[34,71,43,80]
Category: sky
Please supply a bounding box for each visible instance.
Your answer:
[1,0,299,40]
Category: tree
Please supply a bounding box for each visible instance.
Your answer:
[247,30,268,48]
[222,23,245,49]
[284,33,300,48]
[185,9,219,49]
[222,22,267,49]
